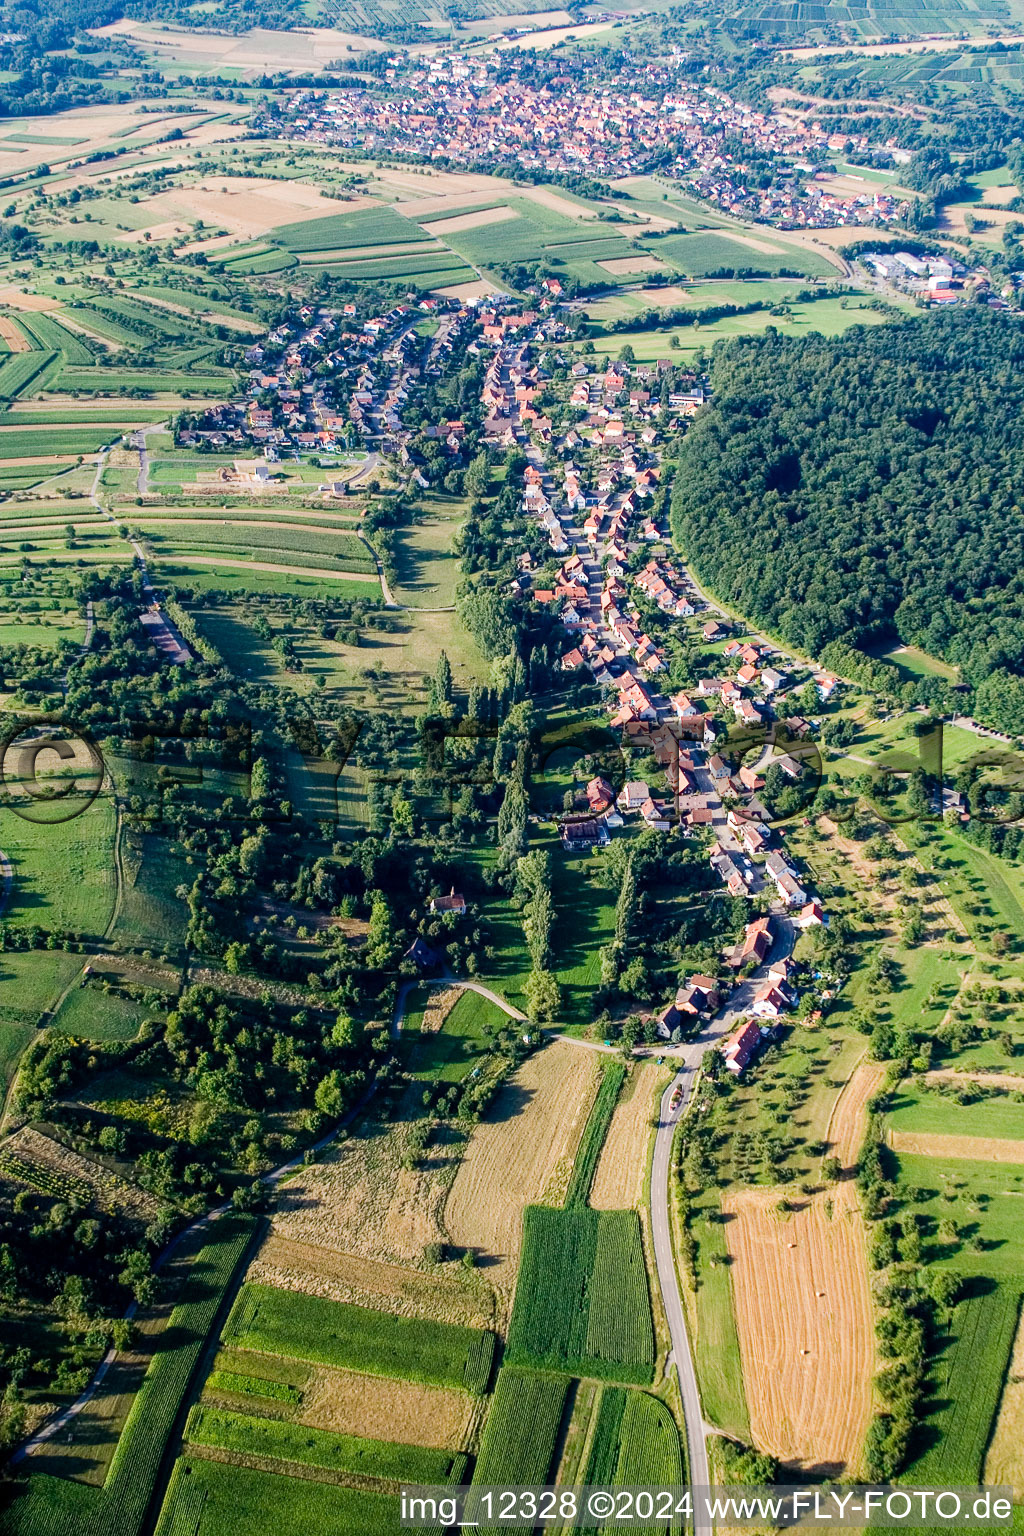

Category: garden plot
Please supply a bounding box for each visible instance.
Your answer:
[0,1126,160,1222]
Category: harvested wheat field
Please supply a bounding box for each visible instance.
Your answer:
[985,1304,1024,1499]
[0,317,29,351]
[141,179,382,240]
[887,1129,1024,1163]
[248,1235,492,1328]
[722,1061,883,1475]
[444,1040,598,1312]
[301,1363,481,1449]
[267,1113,459,1269]
[590,1063,667,1210]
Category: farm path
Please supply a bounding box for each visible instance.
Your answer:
[650,913,796,1536]
[0,846,11,915]
[354,525,399,608]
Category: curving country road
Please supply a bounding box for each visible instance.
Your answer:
[650,914,795,1534]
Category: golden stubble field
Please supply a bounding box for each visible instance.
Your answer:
[590,1061,667,1210]
[444,1039,599,1314]
[722,1060,884,1475]
[985,1307,1024,1497]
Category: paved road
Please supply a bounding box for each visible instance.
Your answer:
[649,914,794,1534]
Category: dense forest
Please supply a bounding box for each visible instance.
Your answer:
[669,310,1024,735]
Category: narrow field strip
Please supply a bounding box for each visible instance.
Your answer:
[888,1129,1024,1163]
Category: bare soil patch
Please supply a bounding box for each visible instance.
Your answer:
[0,287,61,312]
[590,1062,667,1210]
[722,1061,882,1475]
[887,1129,1024,1163]
[424,205,519,235]
[444,1040,598,1314]
[599,255,666,275]
[432,278,501,301]
[0,317,30,352]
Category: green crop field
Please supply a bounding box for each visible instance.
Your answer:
[222,1284,495,1392]
[506,1207,654,1382]
[565,1060,626,1207]
[55,369,236,397]
[0,352,58,401]
[219,250,298,276]
[13,314,95,363]
[0,1217,255,1536]
[204,1367,303,1405]
[185,1404,467,1484]
[274,207,433,253]
[585,1387,683,1508]
[471,1366,569,1486]
[655,232,835,279]
[138,522,376,567]
[614,1391,683,1485]
[157,563,380,599]
[907,1284,1021,1485]
[0,427,121,457]
[148,545,379,579]
[154,1457,400,1536]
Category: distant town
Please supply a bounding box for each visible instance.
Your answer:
[265,53,911,233]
